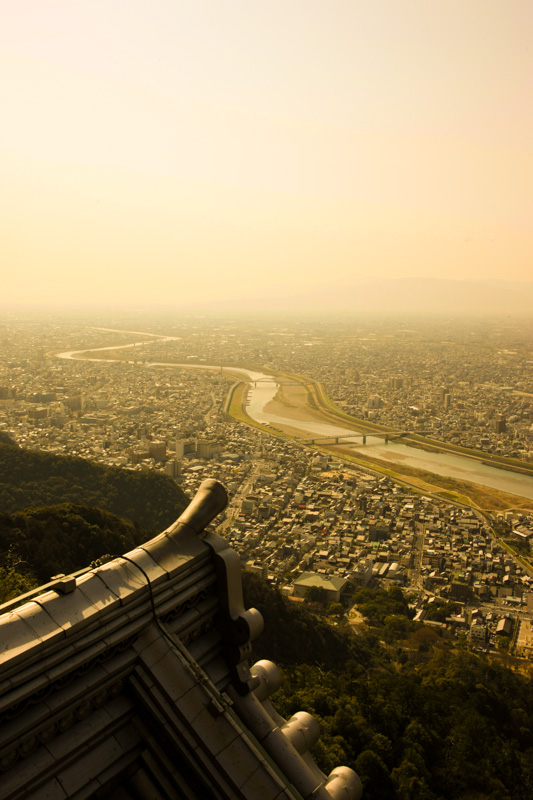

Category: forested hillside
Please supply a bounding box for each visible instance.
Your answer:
[0,503,150,589]
[244,573,533,800]
[0,442,188,531]
[0,442,531,800]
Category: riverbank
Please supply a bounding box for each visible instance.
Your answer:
[242,376,533,512]
[54,336,533,511]
[264,375,533,479]
[331,446,533,512]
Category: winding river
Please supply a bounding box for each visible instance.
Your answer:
[57,336,533,502]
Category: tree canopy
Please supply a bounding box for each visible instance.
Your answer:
[0,503,150,585]
[0,442,188,531]
[244,573,533,800]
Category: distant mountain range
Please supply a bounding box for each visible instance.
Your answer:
[240,278,533,316]
[344,278,533,315]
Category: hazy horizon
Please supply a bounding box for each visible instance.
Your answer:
[1,1,531,312]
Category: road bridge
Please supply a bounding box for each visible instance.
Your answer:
[300,430,410,446]
[251,378,302,387]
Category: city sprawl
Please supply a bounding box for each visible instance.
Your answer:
[1,312,532,659]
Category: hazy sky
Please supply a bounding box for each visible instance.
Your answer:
[1,1,531,310]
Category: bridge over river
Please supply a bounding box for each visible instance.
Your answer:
[300,430,412,446]
[55,335,533,502]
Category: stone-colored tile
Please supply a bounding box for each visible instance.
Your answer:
[150,652,200,705]
[141,533,204,575]
[0,611,44,667]
[55,738,123,797]
[121,546,169,587]
[75,572,121,614]
[240,763,292,800]
[216,734,269,791]
[189,705,239,757]
[93,559,147,606]
[32,588,105,636]
[0,744,56,798]
[28,778,69,800]
[14,602,66,646]
[44,707,112,761]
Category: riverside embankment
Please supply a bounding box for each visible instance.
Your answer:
[55,335,533,505]
[238,373,533,505]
